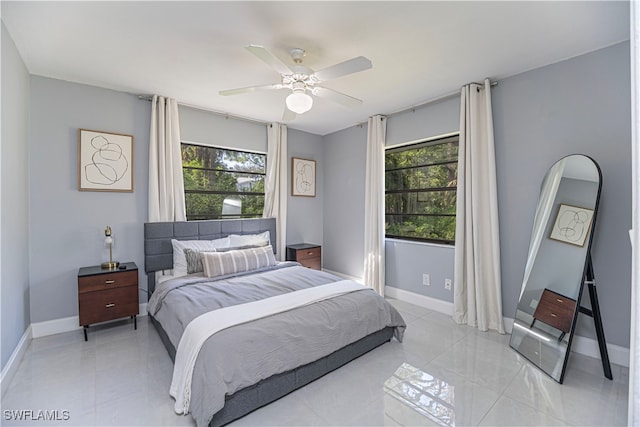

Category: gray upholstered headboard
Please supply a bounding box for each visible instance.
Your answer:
[143,218,276,296]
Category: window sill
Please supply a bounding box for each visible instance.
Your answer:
[385,238,455,250]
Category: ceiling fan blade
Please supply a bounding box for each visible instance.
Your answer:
[282,106,296,121]
[219,83,283,96]
[245,45,293,75]
[312,56,372,81]
[312,86,363,108]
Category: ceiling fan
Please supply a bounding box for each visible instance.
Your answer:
[219,45,372,119]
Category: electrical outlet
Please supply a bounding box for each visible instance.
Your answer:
[422,274,430,286]
[530,299,539,309]
[445,279,452,290]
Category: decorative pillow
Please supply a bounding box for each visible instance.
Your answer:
[228,231,270,248]
[201,245,277,278]
[171,237,230,277]
[183,245,264,274]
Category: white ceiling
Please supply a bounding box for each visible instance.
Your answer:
[1,1,630,136]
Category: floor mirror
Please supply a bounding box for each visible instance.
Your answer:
[509,154,612,383]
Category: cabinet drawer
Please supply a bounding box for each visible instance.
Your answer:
[533,289,576,333]
[79,285,138,326]
[295,247,321,261]
[78,270,137,293]
[299,257,321,270]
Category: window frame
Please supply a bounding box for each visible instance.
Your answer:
[385,133,459,245]
[181,142,267,221]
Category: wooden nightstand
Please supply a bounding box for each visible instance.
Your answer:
[286,244,322,270]
[78,262,139,341]
[531,288,577,341]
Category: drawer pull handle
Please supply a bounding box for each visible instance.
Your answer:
[307,252,314,255]
[105,280,115,284]
[105,303,115,308]
[550,313,557,317]
[556,298,563,303]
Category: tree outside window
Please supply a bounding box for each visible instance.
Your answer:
[181,143,265,220]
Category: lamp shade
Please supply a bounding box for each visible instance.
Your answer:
[286,92,313,114]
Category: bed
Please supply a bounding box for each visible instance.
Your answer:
[144,218,406,427]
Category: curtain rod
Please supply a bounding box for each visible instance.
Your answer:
[139,79,497,130]
[137,95,268,127]
[385,80,498,119]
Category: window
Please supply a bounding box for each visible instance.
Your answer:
[385,134,459,244]
[181,143,266,220]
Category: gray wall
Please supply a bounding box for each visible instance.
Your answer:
[27,84,324,324]
[323,125,368,277]
[1,22,31,370]
[322,95,461,295]
[494,41,631,347]
[179,105,266,154]
[323,41,631,348]
[287,129,324,248]
[29,77,150,323]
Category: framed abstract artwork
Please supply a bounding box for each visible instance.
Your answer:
[291,157,315,197]
[549,203,594,247]
[78,129,133,192]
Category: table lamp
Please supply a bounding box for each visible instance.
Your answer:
[101,226,119,269]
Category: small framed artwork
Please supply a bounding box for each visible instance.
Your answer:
[78,129,133,192]
[291,157,316,197]
[549,204,594,247]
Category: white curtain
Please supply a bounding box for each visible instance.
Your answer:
[148,95,186,222]
[454,79,505,334]
[263,123,287,260]
[363,115,387,295]
[519,159,565,299]
[629,0,639,423]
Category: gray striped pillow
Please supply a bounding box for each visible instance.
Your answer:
[201,245,277,278]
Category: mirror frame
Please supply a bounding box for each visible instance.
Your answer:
[510,154,602,383]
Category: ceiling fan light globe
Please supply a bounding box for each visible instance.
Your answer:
[286,92,313,114]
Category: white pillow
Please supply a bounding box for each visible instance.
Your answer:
[228,231,270,248]
[171,237,230,277]
[201,245,276,278]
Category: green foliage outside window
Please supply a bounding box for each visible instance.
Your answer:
[182,144,266,220]
[385,135,458,244]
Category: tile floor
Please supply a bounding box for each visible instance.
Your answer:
[1,298,628,426]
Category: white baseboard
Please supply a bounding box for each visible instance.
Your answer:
[31,315,81,338]
[31,303,148,339]
[384,285,629,368]
[572,334,629,368]
[1,325,32,397]
[384,285,454,316]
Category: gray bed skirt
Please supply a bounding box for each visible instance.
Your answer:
[149,315,393,427]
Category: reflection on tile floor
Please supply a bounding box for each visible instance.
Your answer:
[1,298,628,426]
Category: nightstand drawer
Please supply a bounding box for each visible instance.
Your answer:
[533,289,576,333]
[295,246,321,261]
[78,285,138,326]
[78,270,137,293]
[299,257,321,270]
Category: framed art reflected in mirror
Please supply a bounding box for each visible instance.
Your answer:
[549,203,594,247]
